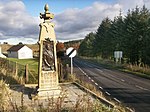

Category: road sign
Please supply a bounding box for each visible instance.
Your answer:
[66,47,76,58]
[114,51,123,63]
[114,51,123,59]
[66,47,77,74]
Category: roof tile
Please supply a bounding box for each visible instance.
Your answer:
[7,44,25,51]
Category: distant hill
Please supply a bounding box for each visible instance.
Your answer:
[0,39,82,57]
[26,43,39,53]
[64,39,83,50]
[0,44,12,53]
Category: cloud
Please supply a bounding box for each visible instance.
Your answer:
[0,1,122,44]
[54,0,150,42]
[0,0,39,44]
[117,0,150,13]
[1,0,150,44]
[54,2,122,41]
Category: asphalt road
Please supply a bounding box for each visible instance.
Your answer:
[73,58,150,112]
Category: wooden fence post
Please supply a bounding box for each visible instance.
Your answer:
[25,64,28,84]
[7,60,9,70]
[61,64,63,79]
[15,62,18,76]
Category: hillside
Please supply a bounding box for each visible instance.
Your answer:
[64,39,83,50]
[0,39,82,57]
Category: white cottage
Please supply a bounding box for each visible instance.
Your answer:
[7,45,33,59]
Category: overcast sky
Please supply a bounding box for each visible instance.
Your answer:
[0,0,150,45]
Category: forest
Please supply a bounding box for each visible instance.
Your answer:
[78,6,150,65]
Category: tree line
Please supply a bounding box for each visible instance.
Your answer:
[78,6,150,65]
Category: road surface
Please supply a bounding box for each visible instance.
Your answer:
[73,58,150,112]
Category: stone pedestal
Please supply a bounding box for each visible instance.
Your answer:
[37,71,61,98]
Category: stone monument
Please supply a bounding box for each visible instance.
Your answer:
[37,4,61,98]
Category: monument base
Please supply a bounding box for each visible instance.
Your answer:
[31,86,62,100]
[31,70,62,99]
[38,86,61,97]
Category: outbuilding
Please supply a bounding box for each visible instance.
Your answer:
[7,44,33,59]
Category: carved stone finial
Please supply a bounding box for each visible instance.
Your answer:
[40,4,54,22]
[44,4,49,13]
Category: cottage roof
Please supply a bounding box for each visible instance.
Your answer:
[7,44,25,51]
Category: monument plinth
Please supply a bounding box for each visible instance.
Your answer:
[37,4,61,98]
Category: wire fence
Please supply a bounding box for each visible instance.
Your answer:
[0,57,68,84]
[0,57,38,84]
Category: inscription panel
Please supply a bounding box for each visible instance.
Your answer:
[40,71,58,89]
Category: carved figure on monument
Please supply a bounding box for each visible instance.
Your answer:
[42,40,55,71]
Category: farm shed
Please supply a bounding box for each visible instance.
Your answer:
[7,44,33,59]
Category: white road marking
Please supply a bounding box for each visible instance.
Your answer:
[91,79,94,82]
[105,92,110,95]
[95,82,98,86]
[121,79,125,82]
[75,62,114,99]
[113,98,121,103]
[99,86,103,90]
[95,68,103,72]
[74,63,87,76]
[126,107,135,112]
[76,64,85,73]
[135,85,149,91]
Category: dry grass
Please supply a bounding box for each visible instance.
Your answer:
[69,73,130,112]
[126,63,150,75]
[0,79,129,112]
[0,80,11,111]
[80,56,150,79]
[0,56,130,112]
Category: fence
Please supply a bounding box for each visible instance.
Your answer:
[0,57,38,84]
[0,57,69,84]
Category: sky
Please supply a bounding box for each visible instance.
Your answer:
[0,0,150,45]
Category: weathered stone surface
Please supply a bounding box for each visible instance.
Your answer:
[36,4,61,98]
[10,83,96,108]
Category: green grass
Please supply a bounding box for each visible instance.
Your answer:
[7,58,38,66]
[7,58,38,71]
[7,58,39,84]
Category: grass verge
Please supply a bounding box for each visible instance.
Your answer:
[79,56,150,79]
